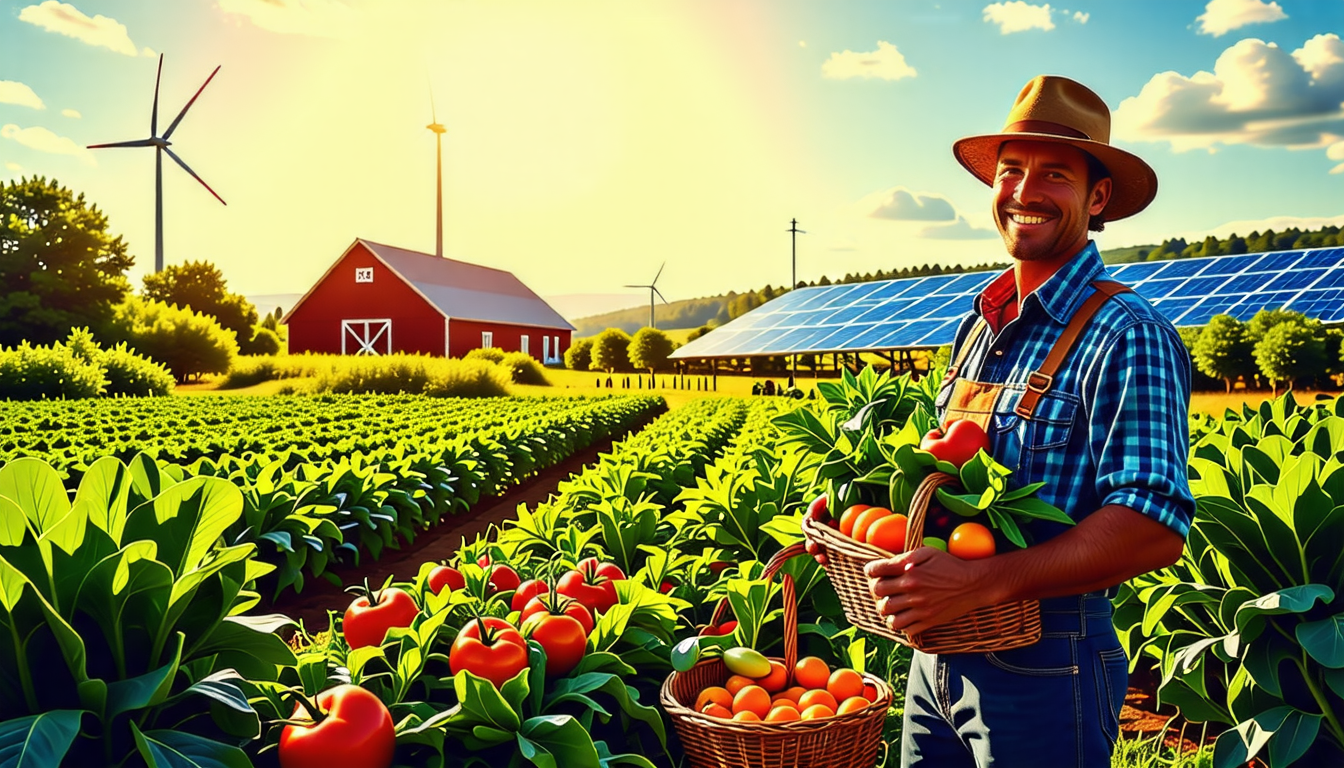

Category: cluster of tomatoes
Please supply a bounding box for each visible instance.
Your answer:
[690,655,880,723]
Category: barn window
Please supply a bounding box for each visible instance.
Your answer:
[355,267,373,283]
[481,331,494,349]
[520,335,529,355]
[543,336,550,361]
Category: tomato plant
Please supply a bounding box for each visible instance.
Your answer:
[521,613,587,676]
[511,578,549,611]
[520,592,595,635]
[487,563,522,594]
[449,617,530,688]
[557,558,626,614]
[342,583,419,649]
[278,684,395,768]
[427,564,464,594]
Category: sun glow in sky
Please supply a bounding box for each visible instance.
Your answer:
[3,0,1342,316]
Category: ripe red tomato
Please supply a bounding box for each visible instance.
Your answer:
[511,579,549,612]
[807,494,828,523]
[659,579,677,594]
[520,593,595,635]
[522,613,587,676]
[427,565,464,595]
[278,684,394,768]
[700,619,738,636]
[449,617,530,688]
[487,564,521,594]
[343,588,418,649]
[920,420,991,468]
[557,558,626,614]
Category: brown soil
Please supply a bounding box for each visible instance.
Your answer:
[262,407,662,632]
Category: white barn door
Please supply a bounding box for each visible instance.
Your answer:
[342,319,392,355]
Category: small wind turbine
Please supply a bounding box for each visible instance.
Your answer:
[625,262,669,330]
[427,87,447,258]
[88,54,225,273]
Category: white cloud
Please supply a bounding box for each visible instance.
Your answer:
[1180,213,1344,242]
[61,108,81,119]
[859,187,957,221]
[1073,11,1089,24]
[1114,34,1344,167]
[1196,0,1287,38]
[0,81,45,110]
[822,41,917,81]
[5,162,21,173]
[1,124,93,161]
[982,2,1055,35]
[142,46,156,58]
[1330,139,1344,174]
[18,1,139,56]
[918,216,999,240]
[218,0,359,39]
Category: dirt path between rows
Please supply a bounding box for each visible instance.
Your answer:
[264,407,663,631]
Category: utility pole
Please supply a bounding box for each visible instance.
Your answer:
[788,218,806,386]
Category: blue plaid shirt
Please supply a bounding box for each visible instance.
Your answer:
[936,242,1195,541]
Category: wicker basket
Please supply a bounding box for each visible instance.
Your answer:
[801,472,1042,654]
[661,543,893,768]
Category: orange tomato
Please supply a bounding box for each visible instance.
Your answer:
[732,685,772,719]
[701,703,732,719]
[948,522,996,560]
[777,686,808,704]
[853,507,893,543]
[765,705,801,722]
[732,710,761,722]
[798,689,838,712]
[827,668,865,703]
[755,660,788,693]
[725,674,756,696]
[838,504,871,537]
[800,704,835,720]
[865,514,909,554]
[837,696,870,715]
[695,687,733,713]
[768,697,799,710]
[794,657,831,690]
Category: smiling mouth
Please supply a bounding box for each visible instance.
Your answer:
[1008,213,1052,225]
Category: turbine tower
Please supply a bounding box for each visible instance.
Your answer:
[427,89,447,258]
[88,54,225,273]
[625,262,669,330]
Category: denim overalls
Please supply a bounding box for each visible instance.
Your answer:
[902,282,1131,768]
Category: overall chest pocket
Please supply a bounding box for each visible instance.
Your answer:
[989,388,1080,479]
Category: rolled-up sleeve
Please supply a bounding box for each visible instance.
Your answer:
[1085,321,1195,538]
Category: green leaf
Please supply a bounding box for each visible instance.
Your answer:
[1212,706,1321,768]
[0,711,82,768]
[1296,613,1344,669]
[453,670,523,732]
[129,723,252,768]
[123,477,244,578]
[998,496,1073,525]
[1234,585,1334,643]
[0,458,72,544]
[75,456,133,545]
[517,715,602,768]
[106,633,183,720]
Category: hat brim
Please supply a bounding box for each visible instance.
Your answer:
[952,132,1157,222]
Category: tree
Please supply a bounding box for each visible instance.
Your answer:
[628,327,675,375]
[0,177,134,346]
[1254,320,1325,394]
[1192,315,1255,392]
[589,328,632,373]
[564,337,593,371]
[142,260,261,352]
[111,296,237,383]
[1247,308,1309,346]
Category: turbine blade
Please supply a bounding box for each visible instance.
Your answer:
[163,65,221,140]
[623,284,650,289]
[430,83,438,123]
[164,147,226,205]
[87,138,156,149]
[151,54,163,136]
[652,261,665,284]
[653,287,669,304]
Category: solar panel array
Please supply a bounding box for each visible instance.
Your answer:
[669,247,1344,359]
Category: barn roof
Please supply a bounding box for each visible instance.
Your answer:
[287,239,575,331]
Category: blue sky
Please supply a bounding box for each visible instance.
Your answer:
[2,0,1342,316]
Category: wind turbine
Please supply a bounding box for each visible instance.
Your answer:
[625,262,669,330]
[427,88,447,258]
[88,54,225,273]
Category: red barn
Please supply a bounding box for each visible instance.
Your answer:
[283,238,574,362]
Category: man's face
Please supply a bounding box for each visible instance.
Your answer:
[991,140,1110,263]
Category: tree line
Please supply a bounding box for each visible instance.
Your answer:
[1111,225,1343,264]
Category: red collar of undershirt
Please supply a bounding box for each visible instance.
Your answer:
[976,268,1018,335]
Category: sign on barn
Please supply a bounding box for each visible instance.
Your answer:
[283,239,574,361]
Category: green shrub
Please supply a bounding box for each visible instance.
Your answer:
[465,347,506,364]
[112,296,237,383]
[99,341,174,396]
[498,351,549,385]
[628,327,676,373]
[565,337,593,370]
[312,354,434,394]
[244,325,283,356]
[590,328,633,373]
[0,340,106,400]
[423,359,512,397]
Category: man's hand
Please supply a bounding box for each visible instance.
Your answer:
[865,546,992,636]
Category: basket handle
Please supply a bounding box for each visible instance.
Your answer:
[707,542,806,675]
[903,472,961,555]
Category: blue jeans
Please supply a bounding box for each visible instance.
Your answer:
[901,590,1129,768]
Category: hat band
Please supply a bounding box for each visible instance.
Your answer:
[1004,120,1091,141]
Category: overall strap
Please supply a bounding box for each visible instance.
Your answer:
[1014,280,1131,420]
[941,317,988,387]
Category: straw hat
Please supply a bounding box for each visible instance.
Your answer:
[953,75,1157,221]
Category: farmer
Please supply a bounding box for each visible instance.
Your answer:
[810,75,1195,767]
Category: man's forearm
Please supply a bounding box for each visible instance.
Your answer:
[977,504,1186,605]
